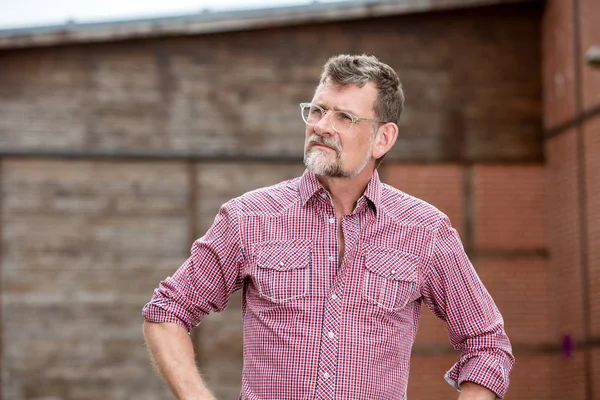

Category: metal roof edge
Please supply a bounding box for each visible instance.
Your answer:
[0,0,537,50]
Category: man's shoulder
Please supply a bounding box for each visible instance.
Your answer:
[380,183,448,231]
[232,176,302,215]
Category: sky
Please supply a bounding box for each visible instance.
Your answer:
[0,0,343,30]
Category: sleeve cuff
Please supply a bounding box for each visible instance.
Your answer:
[142,301,204,332]
[444,353,512,399]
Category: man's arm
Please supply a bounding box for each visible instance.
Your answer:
[459,382,497,400]
[142,200,244,398]
[143,321,215,400]
[421,215,514,399]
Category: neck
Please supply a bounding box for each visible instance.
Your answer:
[317,167,374,217]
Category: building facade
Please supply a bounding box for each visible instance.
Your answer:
[0,0,598,398]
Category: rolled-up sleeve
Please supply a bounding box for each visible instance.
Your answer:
[142,199,244,331]
[421,215,514,399]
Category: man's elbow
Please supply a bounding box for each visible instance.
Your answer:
[459,382,497,400]
[143,320,190,340]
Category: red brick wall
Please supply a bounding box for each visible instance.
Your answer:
[473,165,546,250]
[381,165,464,234]
[543,0,576,129]
[580,0,600,112]
[477,258,550,345]
[584,116,600,338]
[546,130,584,341]
[594,348,600,399]
[543,0,600,398]
[381,163,550,399]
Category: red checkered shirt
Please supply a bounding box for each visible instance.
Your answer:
[143,169,514,399]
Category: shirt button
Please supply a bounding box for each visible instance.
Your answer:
[331,294,338,300]
[328,217,335,224]
[320,192,327,198]
[323,372,330,379]
[327,331,335,339]
[391,269,396,274]
[279,262,285,267]
[328,256,335,262]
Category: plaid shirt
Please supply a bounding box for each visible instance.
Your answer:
[143,169,514,399]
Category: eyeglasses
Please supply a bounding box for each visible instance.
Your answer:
[300,102,382,133]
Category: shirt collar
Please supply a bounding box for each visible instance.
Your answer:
[299,169,382,214]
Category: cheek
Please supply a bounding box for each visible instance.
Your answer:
[344,135,371,161]
[303,128,311,147]
[343,136,363,152]
[305,126,314,140]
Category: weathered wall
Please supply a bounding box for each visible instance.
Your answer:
[0,4,542,163]
[1,160,191,399]
[543,0,600,398]
[0,2,549,399]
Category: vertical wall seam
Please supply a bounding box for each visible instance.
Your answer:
[187,162,203,368]
[463,165,475,264]
[572,0,593,398]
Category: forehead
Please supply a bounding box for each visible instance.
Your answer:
[312,81,377,115]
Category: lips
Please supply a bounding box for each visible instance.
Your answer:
[308,136,339,153]
[311,143,335,151]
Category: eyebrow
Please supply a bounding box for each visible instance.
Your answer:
[314,102,361,117]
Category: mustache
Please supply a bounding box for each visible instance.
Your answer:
[307,135,341,153]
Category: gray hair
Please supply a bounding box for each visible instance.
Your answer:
[318,54,404,125]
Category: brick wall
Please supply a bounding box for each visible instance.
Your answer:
[584,116,600,339]
[543,0,600,398]
[381,163,550,400]
[0,2,553,399]
[0,4,542,163]
[1,160,190,399]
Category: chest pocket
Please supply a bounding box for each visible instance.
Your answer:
[253,240,311,304]
[362,246,419,312]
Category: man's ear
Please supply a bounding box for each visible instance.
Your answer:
[372,122,399,159]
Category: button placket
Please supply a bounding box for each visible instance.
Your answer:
[316,287,342,400]
[315,204,342,399]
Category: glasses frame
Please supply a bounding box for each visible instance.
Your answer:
[299,102,384,133]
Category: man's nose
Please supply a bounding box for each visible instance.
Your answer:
[313,112,334,136]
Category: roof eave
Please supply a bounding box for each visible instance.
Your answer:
[0,0,537,50]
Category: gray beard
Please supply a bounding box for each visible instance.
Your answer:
[303,146,372,179]
[304,149,346,178]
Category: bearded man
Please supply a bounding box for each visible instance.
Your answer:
[143,54,514,400]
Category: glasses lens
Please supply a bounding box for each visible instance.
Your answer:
[301,104,323,126]
[331,111,354,133]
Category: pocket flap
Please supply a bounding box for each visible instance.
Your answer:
[364,246,419,282]
[254,240,311,271]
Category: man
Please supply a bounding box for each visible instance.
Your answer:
[143,54,514,400]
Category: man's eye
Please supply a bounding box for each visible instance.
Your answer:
[310,107,323,116]
[339,112,353,121]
